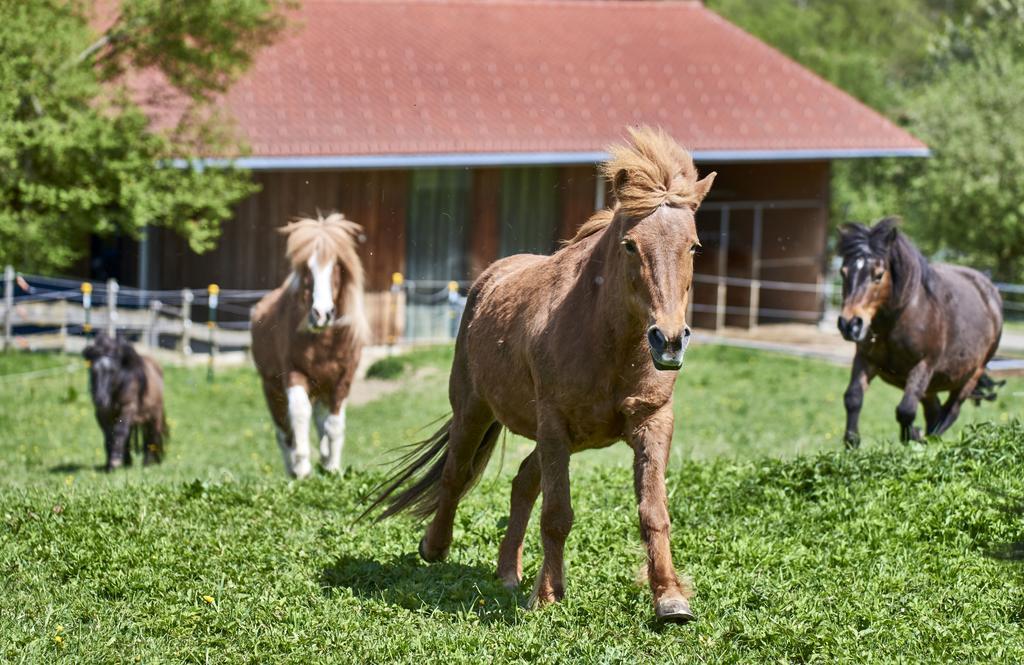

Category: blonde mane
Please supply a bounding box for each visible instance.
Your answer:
[568,126,702,245]
[279,212,369,340]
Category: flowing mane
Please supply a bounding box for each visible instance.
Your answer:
[278,212,369,341]
[838,216,933,309]
[280,212,365,279]
[568,126,702,245]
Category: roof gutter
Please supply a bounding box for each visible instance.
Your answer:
[172,147,929,171]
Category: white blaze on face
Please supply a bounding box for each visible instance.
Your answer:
[308,251,336,328]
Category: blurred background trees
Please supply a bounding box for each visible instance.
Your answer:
[710,0,1024,281]
[0,0,292,272]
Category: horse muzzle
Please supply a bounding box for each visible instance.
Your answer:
[308,306,335,332]
[837,315,868,342]
[648,325,691,371]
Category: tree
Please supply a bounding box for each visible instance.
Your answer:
[898,0,1024,280]
[0,0,292,273]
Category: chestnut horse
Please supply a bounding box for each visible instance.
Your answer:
[837,218,1003,446]
[365,127,716,623]
[251,213,368,478]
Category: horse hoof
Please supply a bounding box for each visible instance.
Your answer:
[843,432,861,450]
[655,597,696,624]
[292,458,313,479]
[418,537,448,563]
[498,571,521,590]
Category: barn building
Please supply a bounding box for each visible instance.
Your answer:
[103,0,928,340]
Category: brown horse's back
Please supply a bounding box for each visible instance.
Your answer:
[457,252,553,438]
[929,263,1003,383]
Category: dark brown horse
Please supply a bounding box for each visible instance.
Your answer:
[83,333,167,471]
[365,127,716,623]
[837,218,1003,446]
[251,213,368,479]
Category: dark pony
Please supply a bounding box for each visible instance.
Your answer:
[836,217,1003,445]
[83,333,168,470]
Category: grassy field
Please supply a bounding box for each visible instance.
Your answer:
[1,344,1022,661]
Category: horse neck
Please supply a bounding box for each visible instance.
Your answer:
[577,221,648,349]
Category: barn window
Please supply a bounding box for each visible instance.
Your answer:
[499,167,559,257]
[405,169,471,281]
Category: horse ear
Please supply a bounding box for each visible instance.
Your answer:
[689,172,716,210]
[875,216,902,247]
[118,340,139,367]
[612,169,629,198]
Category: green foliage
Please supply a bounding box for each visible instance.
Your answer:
[366,356,409,380]
[0,0,292,272]
[897,0,1024,279]
[709,0,1024,282]
[0,346,1023,660]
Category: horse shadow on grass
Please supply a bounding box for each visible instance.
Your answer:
[982,487,1024,562]
[319,553,522,624]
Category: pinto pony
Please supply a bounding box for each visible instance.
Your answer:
[365,127,716,623]
[837,218,1003,445]
[83,333,167,470]
[251,213,368,479]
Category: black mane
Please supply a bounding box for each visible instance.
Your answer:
[839,216,933,309]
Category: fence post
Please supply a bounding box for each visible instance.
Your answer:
[106,278,118,337]
[207,284,219,383]
[447,281,461,339]
[389,272,403,351]
[81,282,93,341]
[715,209,730,331]
[2,265,13,351]
[58,298,68,350]
[748,206,763,330]
[147,300,161,349]
[180,288,193,357]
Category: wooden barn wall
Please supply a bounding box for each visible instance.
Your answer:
[143,160,826,339]
[690,161,830,328]
[151,170,408,293]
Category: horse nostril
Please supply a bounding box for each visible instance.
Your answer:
[647,326,667,352]
[837,317,848,334]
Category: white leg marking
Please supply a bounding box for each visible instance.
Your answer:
[287,385,313,479]
[314,402,329,462]
[322,401,347,473]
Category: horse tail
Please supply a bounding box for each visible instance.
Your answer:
[970,373,1005,406]
[360,417,502,523]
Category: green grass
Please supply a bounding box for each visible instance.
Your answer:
[0,345,1023,661]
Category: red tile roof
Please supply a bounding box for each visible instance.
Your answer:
[152,0,929,162]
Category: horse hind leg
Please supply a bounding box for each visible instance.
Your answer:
[420,400,500,562]
[933,368,986,437]
[923,394,943,437]
[497,449,540,589]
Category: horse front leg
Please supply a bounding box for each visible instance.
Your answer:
[321,400,347,473]
[107,415,132,471]
[897,361,934,443]
[529,420,573,608]
[843,352,874,449]
[628,405,692,623]
[286,375,314,479]
[497,449,541,589]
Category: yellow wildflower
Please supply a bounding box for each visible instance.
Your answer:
[203,595,215,604]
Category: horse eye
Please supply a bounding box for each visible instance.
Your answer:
[872,270,884,283]
[621,238,638,255]
[689,243,700,255]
